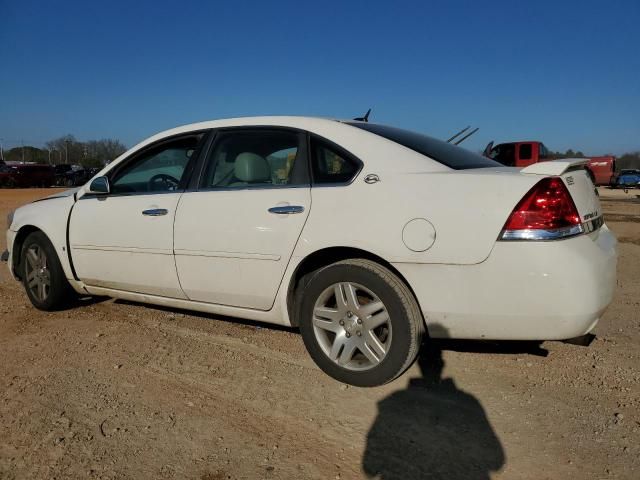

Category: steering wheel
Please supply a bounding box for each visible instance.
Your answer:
[148,173,180,191]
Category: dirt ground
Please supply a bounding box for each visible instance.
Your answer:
[0,187,638,480]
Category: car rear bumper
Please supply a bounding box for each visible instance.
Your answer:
[394,225,617,341]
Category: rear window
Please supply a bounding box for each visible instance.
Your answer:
[346,122,501,170]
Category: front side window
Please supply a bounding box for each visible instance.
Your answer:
[310,138,360,184]
[200,130,306,189]
[110,135,202,194]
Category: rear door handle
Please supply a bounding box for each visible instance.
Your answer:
[142,208,168,216]
[268,205,305,215]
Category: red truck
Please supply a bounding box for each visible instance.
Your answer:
[484,141,616,186]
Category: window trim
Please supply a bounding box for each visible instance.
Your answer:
[308,133,364,187]
[192,126,311,192]
[83,130,210,199]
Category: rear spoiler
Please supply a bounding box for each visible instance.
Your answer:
[520,158,589,176]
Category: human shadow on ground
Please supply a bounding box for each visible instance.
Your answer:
[363,332,506,480]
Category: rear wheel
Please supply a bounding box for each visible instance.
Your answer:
[298,259,424,387]
[20,231,74,310]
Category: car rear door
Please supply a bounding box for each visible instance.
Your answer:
[173,128,311,310]
[69,132,207,297]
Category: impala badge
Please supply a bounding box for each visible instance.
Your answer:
[364,174,380,184]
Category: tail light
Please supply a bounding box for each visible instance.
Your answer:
[500,177,583,240]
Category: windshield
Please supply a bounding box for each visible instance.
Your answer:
[346,122,501,170]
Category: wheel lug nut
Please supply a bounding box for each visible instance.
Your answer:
[357,318,362,324]
[339,320,345,326]
[357,331,362,336]
[345,332,351,338]
[347,312,353,318]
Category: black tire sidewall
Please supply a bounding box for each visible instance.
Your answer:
[21,231,69,311]
[299,263,415,387]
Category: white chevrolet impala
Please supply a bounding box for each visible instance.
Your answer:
[3,117,617,386]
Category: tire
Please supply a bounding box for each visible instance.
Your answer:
[298,258,424,387]
[20,231,74,311]
[65,178,74,187]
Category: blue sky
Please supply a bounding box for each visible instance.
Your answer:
[1,0,639,155]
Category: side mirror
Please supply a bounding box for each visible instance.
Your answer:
[88,176,110,194]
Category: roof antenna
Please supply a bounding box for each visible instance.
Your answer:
[446,126,470,143]
[354,108,371,122]
[454,127,479,145]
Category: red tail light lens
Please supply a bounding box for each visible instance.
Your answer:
[500,177,583,240]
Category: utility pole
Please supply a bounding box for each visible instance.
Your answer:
[0,138,4,162]
[21,140,25,163]
[64,140,70,164]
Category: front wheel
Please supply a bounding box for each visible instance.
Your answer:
[20,231,74,310]
[298,259,424,387]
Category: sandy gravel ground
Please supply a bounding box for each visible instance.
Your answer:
[0,187,638,480]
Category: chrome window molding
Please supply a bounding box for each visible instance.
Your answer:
[499,216,604,242]
[192,183,310,193]
[79,190,184,200]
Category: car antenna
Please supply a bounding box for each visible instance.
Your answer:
[446,126,470,143]
[453,127,479,145]
[354,108,371,122]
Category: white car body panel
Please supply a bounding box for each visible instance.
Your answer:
[174,188,311,310]
[396,226,617,340]
[297,170,540,266]
[5,116,617,341]
[69,193,185,298]
[6,196,76,282]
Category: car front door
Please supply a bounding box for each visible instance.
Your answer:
[69,132,207,297]
[173,128,311,310]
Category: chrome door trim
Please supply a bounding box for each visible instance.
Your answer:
[142,208,169,216]
[268,205,305,215]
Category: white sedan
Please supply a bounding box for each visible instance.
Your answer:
[3,117,617,386]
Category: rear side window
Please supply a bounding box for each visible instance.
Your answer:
[347,122,501,170]
[310,137,361,184]
[519,144,532,160]
[200,130,307,189]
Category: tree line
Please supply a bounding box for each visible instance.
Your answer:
[3,137,639,171]
[2,135,127,167]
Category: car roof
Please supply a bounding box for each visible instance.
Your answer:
[107,116,453,176]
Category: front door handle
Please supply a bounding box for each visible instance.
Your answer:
[268,205,305,215]
[142,208,168,216]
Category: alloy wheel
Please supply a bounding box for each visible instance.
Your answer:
[312,282,392,371]
[24,245,51,302]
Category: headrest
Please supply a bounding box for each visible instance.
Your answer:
[234,152,270,183]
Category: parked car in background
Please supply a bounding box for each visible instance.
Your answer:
[612,169,640,189]
[0,164,55,188]
[484,140,616,186]
[53,164,97,187]
[2,117,617,386]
